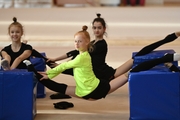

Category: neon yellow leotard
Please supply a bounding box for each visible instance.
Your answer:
[47,51,100,97]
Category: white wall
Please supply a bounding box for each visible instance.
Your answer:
[164,0,180,2]
[145,0,164,5]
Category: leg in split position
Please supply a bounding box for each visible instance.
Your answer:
[23,60,68,95]
[24,52,180,100]
[130,53,180,72]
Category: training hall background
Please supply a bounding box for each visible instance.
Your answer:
[0,0,180,120]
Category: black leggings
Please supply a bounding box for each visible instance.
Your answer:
[134,33,177,57]
[131,54,174,72]
[26,64,68,94]
[31,49,56,68]
[31,49,48,60]
[40,79,67,94]
[130,33,178,72]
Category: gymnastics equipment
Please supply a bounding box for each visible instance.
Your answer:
[129,70,180,120]
[30,52,47,98]
[129,49,180,119]
[0,70,36,120]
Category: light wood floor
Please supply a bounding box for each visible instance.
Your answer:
[0,5,180,120]
[34,45,180,120]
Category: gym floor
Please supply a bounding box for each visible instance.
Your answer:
[34,45,180,120]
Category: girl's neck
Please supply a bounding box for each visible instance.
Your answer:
[93,37,104,45]
[12,41,21,47]
[79,49,87,54]
[11,41,22,52]
[95,38,103,41]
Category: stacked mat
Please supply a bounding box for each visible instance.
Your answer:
[30,52,46,98]
[0,70,36,120]
[129,49,180,120]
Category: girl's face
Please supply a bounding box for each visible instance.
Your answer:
[74,33,88,52]
[92,21,106,38]
[9,25,23,42]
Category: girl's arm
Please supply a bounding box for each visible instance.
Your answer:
[1,51,11,65]
[47,55,81,79]
[47,54,68,62]
[47,50,79,62]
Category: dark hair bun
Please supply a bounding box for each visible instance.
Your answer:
[96,13,101,18]
[82,25,88,31]
[13,17,17,22]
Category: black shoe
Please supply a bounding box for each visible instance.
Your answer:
[50,93,71,99]
[53,101,74,109]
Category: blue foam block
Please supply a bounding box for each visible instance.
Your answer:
[30,52,46,98]
[0,72,3,118]
[132,49,178,67]
[129,70,180,120]
[36,82,46,98]
[0,70,36,120]
[30,52,46,72]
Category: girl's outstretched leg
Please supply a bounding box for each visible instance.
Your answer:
[23,60,68,94]
[32,49,48,60]
[31,49,57,68]
[114,32,179,78]
[135,33,178,57]
[23,60,43,79]
[131,53,180,72]
[39,79,67,94]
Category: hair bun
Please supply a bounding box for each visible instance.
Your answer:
[96,13,101,18]
[13,17,17,22]
[82,25,88,31]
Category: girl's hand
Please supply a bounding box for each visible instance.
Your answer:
[46,58,56,62]
[38,72,49,80]
[46,58,59,68]
[49,62,59,68]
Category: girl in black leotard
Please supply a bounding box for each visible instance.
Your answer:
[47,13,180,98]
[1,17,33,70]
[47,13,180,81]
[0,17,56,70]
